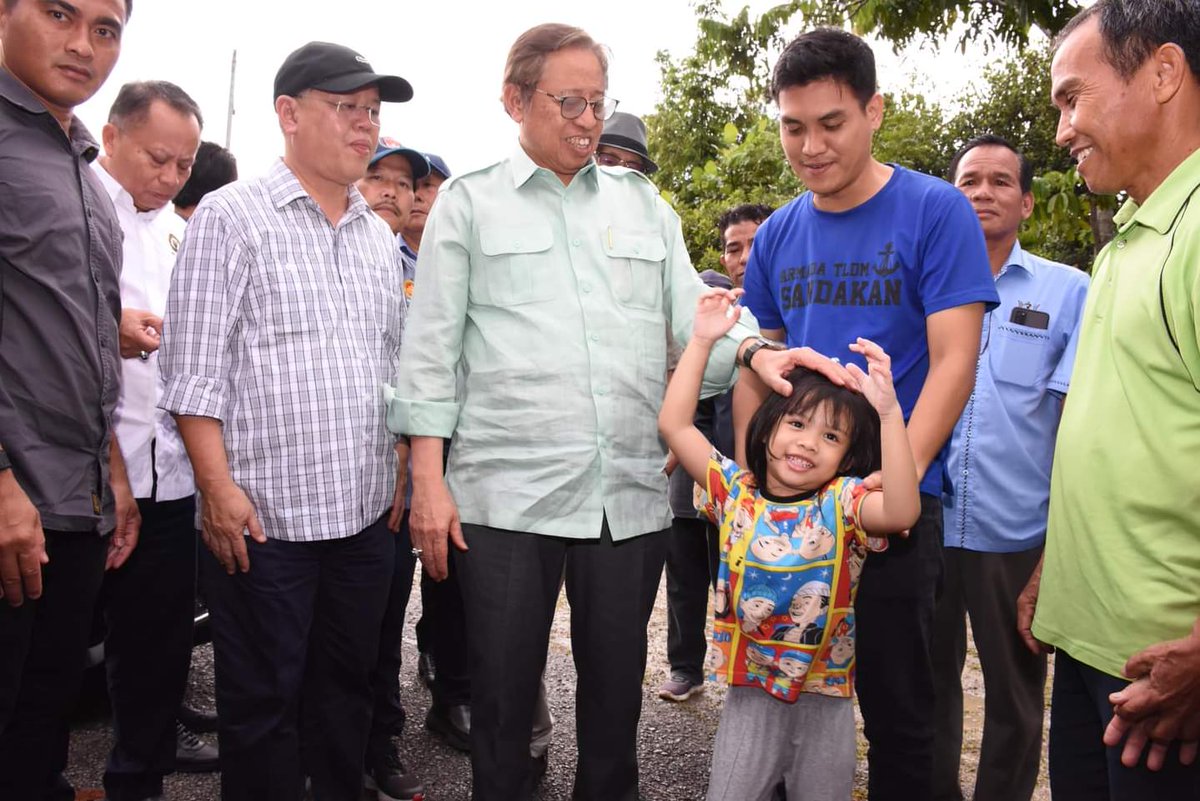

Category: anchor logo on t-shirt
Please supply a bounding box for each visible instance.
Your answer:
[873,242,899,277]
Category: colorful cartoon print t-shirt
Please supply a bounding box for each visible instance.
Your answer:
[700,450,876,701]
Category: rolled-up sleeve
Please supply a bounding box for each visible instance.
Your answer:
[659,196,758,398]
[158,201,247,421]
[387,183,471,437]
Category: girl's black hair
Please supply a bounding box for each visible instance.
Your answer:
[745,367,881,486]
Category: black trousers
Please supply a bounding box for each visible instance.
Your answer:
[932,545,1046,801]
[418,543,471,708]
[0,528,108,801]
[855,494,944,801]
[366,511,417,761]
[1049,650,1200,800]
[664,516,719,683]
[202,516,394,801]
[456,521,668,801]
[102,495,198,801]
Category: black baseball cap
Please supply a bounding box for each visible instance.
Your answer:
[274,42,413,102]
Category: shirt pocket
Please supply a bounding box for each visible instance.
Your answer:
[474,223,556,306]
[265,262,332,335]
[989,322,1050,385]
[604,228,666,311]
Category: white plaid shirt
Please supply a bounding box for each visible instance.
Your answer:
[159,159,405,542]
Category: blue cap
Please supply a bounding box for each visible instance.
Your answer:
[423,152,451,180]
[699,269,732,290]
[371,136,430,179]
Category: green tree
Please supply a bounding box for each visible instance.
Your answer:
[796,0,1082,50]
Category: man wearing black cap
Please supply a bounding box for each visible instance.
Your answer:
[596,111,658,174]
[158,41,415,801]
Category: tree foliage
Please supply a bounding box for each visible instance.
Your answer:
[796,0,1082,51]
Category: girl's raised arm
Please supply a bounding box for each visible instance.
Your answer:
[846,338,921,534]
[659,289,743,486]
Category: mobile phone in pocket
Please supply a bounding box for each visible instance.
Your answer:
[1010,307,1050,330]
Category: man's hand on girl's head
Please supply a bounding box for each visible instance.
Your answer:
[753,346,855,396]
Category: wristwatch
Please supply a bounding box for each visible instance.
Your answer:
[741,336,786,369]
[0,449,11,472]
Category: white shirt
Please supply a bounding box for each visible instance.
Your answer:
[95,162,194,502]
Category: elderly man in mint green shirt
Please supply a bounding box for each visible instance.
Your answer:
[387,23,835,801]
[1016,4,1200,798]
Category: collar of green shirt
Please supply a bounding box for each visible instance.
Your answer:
[508,141,601,190]
[1116,147,1200,235]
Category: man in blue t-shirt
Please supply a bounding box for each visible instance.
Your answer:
[741,28,998,800]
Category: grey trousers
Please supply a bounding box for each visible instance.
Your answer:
[932,545,1047,801]
[707,687,855,801]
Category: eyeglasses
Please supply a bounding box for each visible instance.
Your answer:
[596,151,645,171]
[309,97,382,127]
[534,89,618,121]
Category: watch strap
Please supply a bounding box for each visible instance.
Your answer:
[741,337,785,369]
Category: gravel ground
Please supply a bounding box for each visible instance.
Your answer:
[66,566,1051,800]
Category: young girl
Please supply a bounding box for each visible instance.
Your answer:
[659,289,921,801]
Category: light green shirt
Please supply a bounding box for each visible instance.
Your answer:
[1033,148,1200,678]
[387,146,757,540]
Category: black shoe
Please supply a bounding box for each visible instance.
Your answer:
[175,720,219,773]
[417,651,436,690]
[424,703,470,752]
[364,748,425,801]
[178,702,219,733]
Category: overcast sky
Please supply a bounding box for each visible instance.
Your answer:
[75,1,1004,179]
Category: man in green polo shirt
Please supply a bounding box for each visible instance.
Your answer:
[1015,1,1200,798]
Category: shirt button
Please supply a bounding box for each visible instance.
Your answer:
[572,238,581,247]
[514,241,522,248]
[1116,239,1126,249]
[596,388,607,396]
[581,282,591,293]
[590,333,600,343]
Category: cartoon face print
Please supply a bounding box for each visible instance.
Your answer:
[796,523,835,561]
[789,580,831,628]
[705,645,727,674]
[828,633,854,667]
[777,649,813,679]
[808,675,849,696]
[749,533,793,563]
[738,584,777,633]
[826,617,855,668]
[729,504,754,548]
[746,644,775,667]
